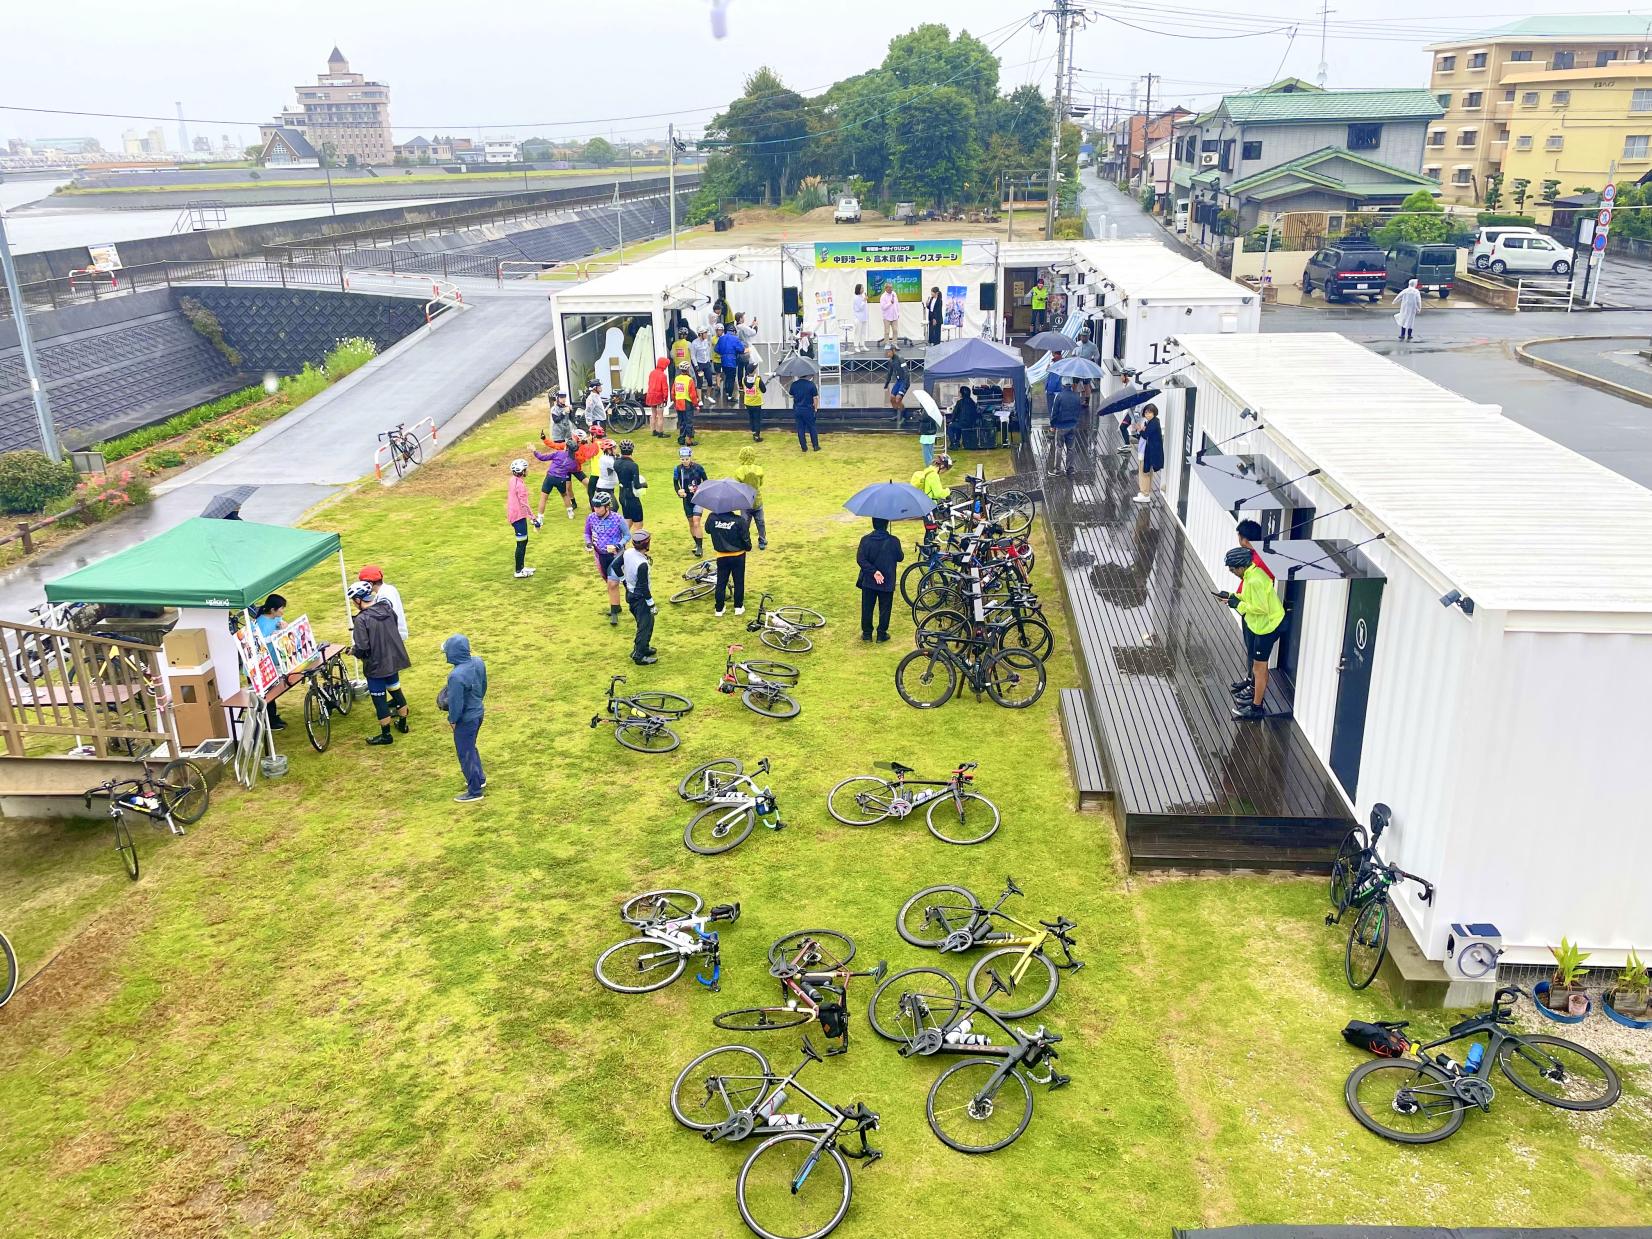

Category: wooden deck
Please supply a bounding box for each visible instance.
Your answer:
[1027,419,1352,870]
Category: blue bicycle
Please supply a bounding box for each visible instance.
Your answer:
[594,889,740,994]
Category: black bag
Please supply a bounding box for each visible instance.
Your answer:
[1341,1019,1411,1057]
[818,1002,848,1040]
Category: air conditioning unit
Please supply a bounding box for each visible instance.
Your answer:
[1200,152,1219,167]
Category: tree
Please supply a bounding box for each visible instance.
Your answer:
[521,137,554,162]
[1539,178,1561,204]
[808,70,896,188]
[885,85,979,207]
[881,24,999,109]
[988,85,1052,157]
[242,143,263,163]
[707,67,809,204]
[1482,171,1503,211]
[319,141,339,167]
[1510,177,1531,212]
[1373,189,1450,247]
[583,137,616,167]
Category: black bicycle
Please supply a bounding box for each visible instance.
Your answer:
[84,763,211,881]
[604,391,646,435]
[0,929,15,1008]
[1326,802,1435,989]
[589,674,694,753]
[378,423,422,478]
[295,658,356,753]
[1345,985,1621,1145]
[865,964,1069,1154]
[895,631,1045,710]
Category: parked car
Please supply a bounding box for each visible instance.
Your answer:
[1470,225,1541,270]
[1385,242,1458,299]
[833,197,861,224]
[1484,233,1573,276]
[1301,241,1387,303]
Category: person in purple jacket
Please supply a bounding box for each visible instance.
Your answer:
[583,491,631,627]
[533,435,584,522]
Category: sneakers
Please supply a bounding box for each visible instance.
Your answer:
[1131,493,1151,505]
[269,717,287,731]
[714,609,725,618]
[1229,677,1254,695]
[875,632,890,642]
[608,610,620,626]
[395,716,410,735]
[633,654,658,665]
[566,508,575,519]
[758,540,768,550]
[455,790,485,803]
[1231,702,1267,722]
[734,606,745,616]
[367,733,394,746]
[514,568,536,578]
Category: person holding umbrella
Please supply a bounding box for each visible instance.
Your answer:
[781,355,821,452]
[841,480,929,642]
[704,498,752,617]
[1134,403,1164,504]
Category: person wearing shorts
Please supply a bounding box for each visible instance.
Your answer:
[1218,545,1284,722]
[533,436,582,521]
[584,492,630,627]
[673,446,709,558]
[347,580,411,746]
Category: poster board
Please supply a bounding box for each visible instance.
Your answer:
[87,242,123,271]
[236,612,320,699]
[944,286,966,328]
[866,269,922,302]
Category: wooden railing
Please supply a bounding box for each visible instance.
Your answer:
[0,621,176,758]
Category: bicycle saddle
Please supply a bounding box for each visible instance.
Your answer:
[1370,802,1392,836]
[800,1035,822,1062]
[1003,875,1024,897]
[769,960,801,980]
[877,760,915,776]
[708,902,741,923]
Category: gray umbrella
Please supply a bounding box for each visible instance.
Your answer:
[690,478,756,514]
[776,354,820,378]
[201,485,257,520]
[1051,356,1106,380]
[1026,330,1077,352]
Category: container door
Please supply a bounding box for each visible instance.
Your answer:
[1329,578,1384,798]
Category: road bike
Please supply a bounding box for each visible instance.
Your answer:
[1326,802,1436,989]
[681,757,786,855]
[915,605,1053,662]
[10,600,86,683]
[670,1036,882,1239]
[0,929,15,1008]
[594,888,740,993]
[713,930,888,1054]
[589,674,694,753]
[378,423,423,478]
[746,592,826,654]
[866,964,1069,1154]
[602,391,646,434]
[826,760,999,845]
[719,644,800,719]
[1345,985,1621,1145]
[671,559,717,604]
[895,631,1045,710]
[293,658,356,753]
[896,876,1082,1018]
[83,762,211,881]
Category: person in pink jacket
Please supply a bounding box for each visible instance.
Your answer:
[879,283,901,345]
[507,458,538,579]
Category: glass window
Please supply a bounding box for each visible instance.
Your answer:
[1521,92,1539,106]
[1241,140,1262,161]
[1625,135,1651,159]
[1502,88,1516,102]
[1545,135,1564,151]
[1436,92,1451,108]
[1598,51,1618,67]
[1632,89,1652,113]
[1515,135,1533,150]
[1427,130,1446,146]
[1423,166,1441,178]
[1348,123,1382,150]
[1509,50,1533,62]
[1552,91,1570,106]
[1469,52,1487,69]
[1551,51,1575,69]
[1458,129,1478,146]
[1437,55,1456,71]
[1452,167,1472,185]
[1464,92,1483,109]
[1200,139,1219,153]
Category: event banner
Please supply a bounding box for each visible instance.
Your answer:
[814,240,963,268]
[867,269,922,303]
[236,612,320,698]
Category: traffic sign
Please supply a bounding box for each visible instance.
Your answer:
[1598,207,1613,227]
[1603,183,1617,204]
[1594,232,1609,251]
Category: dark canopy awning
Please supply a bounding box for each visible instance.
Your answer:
[923,336,1029,420]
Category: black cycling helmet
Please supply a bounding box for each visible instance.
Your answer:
[619,439,635,454]
[1224,546,1254,571]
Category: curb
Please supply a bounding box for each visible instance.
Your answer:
[1514,334,1652,409]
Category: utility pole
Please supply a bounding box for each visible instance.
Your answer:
[1140,73,1156,201]
[668,122,677,250]
[1044,0,1073,239]
[1316,2,1335,88]
[0,212,62,461]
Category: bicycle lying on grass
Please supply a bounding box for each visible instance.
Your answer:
[670,1036,882,1239]
[679,756,786,856]
[594,888,740,994]
[0,929,15,1008]
[84,761,212,881]
[895,631,1045,710]
[746,592,827,653]
[293,658,356,752]
[589,674,694,752]
[1326,802,1435,990]
[671,559,717,604]
[867,964,1069,1153]
[713,930,887,1054]
[719,645,800,719]
[1345,985,1621,1145]
[896,876,1081,1018]
[826,760,999,845]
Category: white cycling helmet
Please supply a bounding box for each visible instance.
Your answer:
[510,458,529,475]
[346,580,376,603]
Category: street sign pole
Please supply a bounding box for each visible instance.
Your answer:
[1588,165,1617,307]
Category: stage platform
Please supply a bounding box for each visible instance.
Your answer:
[1024,419,1353,870]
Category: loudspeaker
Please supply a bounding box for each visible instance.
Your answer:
[980,282,997,311]
[782,287,800,315]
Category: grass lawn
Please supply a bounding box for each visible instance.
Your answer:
[0,406,1648,1237]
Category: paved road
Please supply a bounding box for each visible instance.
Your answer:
[0,277,554,620]
[1523,335,1652,397]
[1079,174,1165,241]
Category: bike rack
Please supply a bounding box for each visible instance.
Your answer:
[373,416,439,482]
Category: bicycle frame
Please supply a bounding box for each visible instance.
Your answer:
[86,776,186,835]
[929,881,1083,986]
[872,764,973,817]
[896,969,1068,1085]
[765,937,887,1054]
[703,1041,878,1151]
[634,912,728,990]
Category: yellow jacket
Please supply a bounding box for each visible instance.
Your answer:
[911,466,949,501]
[1233,564,1284,635]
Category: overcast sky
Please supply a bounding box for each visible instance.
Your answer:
[6,1,1650,150]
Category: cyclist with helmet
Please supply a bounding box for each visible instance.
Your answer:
[583,379,608,432]
[594,435,622,499]
[356,565,406,640]
[1217,544,1285,721]
[347,579,411,745]
[532,434,583,522]
[572,429,602,506]
[548,389,577,446]
[506,458,538,579]
[673,445,709,558]
[584,491,630,626]
[617,529,658,664]
[614,439,647,531]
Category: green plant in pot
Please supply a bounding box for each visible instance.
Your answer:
[1609,947,1650,1018]
[1548,938,1591,1014]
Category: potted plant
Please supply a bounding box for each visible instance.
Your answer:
[1536,938,1592,1020]
[1604,948,1651,1028]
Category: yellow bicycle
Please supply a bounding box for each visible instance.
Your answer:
[895,876,1082,1019]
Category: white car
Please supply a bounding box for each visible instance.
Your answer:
[1484,233,1573,276]
[833,197,860,224]
[1470,225,1541,270]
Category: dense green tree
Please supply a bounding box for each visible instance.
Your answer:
[881,24,999,108]
[885,86,979,206]
[583,137,616,167]
[520,137,554,161]
[808,70,896,188]
[987,85,1051,157]
[707,67,809,203]
[1373,189,1450,247]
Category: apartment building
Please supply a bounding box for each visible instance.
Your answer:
[262,48,393,167]
[1496,62,1652,218]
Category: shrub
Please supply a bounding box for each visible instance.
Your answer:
[1053,216,1085,240]
[73,470,152,521]
[178,297,243,368]
[150,449,185,469]
[96,384,268,461]
[1476,212,1536,227]
[0,451,77,515]
[324,336,377,379]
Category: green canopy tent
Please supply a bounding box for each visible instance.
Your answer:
[46,519,343,611]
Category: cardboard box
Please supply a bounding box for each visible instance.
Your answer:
[164,628,212,669]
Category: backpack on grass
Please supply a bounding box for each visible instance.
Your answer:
[1341,1019,1411,1057]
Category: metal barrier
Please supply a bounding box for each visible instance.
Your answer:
[373,416,439,481]
[498,260,557,284]
[0,257,352,320]
[1515,275,1575,312]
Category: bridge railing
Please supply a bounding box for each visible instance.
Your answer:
[0,257,360,319]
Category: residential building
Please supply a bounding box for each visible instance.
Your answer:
[1425,15,1652,206]
[1172,80,1442,248]
[1496,62,1652,219]
[258,127,320,170]
[265,47,393,166]
[483,138,521,164]
[1104,108,1191,184]
[394,135,454,162]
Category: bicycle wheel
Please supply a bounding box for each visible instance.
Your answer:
[302,686,331,753]
[743,686,800,719]
[868,966,961,1042]
[761,628,812,654]
[594,937,687,993]
[678,758,743,801]
[895,648,958,709]
[927,1059,1033,1154]
[714,1007,814,1034]
[911,578,964,618]
[914,609,974,655]
[620,889,702,925]
[616,719,679,753]
[671,1044,771,1130]
[628,690,693,718]
[671,581,715,604]
[737,1133,852,1239]
[114,819,139,881]
[999,616,1053,661]
[612,403,645,434]
[327,659,355,715]
[897,884,979,948]
[685,802,756,855]
[743,659,799,685]
[988,491,1035,536]
[825,775,893,827]
[967,947,1059,1019]
[985,648,1045,709]
[401,435,424,468]
[899,560,929,607]
[768,930,856,971]
[1328,827,1366,911]
[1345,899,1388,991]
[1344,1058,1465,1144]
[158,759,210,825]
[1498,1035,1621,1111]
[0,930,15,1007]
[926,791,1000,845]
[773,606,825,630]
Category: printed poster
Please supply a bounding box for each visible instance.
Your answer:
[237,612,320,699]
[944,285,966,328]
[818,336,841,367]
[866,269,922,303]
[812,288,836,324]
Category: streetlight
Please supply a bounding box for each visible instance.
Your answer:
[630,148,642,181]
[0,209,62,461]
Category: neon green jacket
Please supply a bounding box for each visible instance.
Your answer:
[735,446,765,509]
[912,465,949,501]
[1233,564,1284,634]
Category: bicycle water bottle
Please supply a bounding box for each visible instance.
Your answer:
[944,1018,973,1043]
[756,1089,787,1121]
[1465,1042,1485,1074]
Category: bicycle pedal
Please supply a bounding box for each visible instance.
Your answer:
[1049,1072,1072,1090]
[1323,915,1336,926]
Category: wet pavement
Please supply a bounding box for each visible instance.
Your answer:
[1522,334,1652,399]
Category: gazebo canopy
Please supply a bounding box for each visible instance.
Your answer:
[46,519,342,610]
[922,337,1030,418]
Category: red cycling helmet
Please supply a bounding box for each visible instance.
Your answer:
[358,564,384,583]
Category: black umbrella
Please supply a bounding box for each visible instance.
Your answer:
[1026,330,1077,352]
[201,485,257,520]
[776,354,820,378]
[690,478,756,513]
[1098,387,1162,417]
